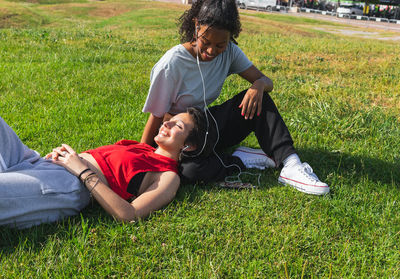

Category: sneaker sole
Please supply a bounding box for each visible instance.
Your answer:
[278,176,330,195]
[234,147,276,168]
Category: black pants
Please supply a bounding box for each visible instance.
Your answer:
[180,89,296,183]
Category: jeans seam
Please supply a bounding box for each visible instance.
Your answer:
[0,153,7,171]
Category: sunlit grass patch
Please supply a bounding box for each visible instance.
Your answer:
[6,0,86,3]
[94,7,182,31]
[241,14,322,39]
[0,3,51,27]
[40,1,132,20]
[241,11,343,26]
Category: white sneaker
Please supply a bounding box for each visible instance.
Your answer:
[232,146,276,170]
[278,162,330,195]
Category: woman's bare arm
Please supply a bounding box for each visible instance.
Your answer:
[127,171,180,219]
[239,65,273,92]
[82,171,180,222]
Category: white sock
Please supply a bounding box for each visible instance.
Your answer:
[282,153,301,168]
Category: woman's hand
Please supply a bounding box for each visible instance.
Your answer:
[45,144,87,177]
[238,80,264,120]
[238,65,273,120]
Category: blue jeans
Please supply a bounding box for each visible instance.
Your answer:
[0,117,90,229]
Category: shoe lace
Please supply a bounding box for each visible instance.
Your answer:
[301,163,320,182]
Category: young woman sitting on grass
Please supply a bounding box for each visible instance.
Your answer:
[141,0,329,195]
[0,108,208,229]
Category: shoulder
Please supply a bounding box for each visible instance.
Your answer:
[227,41,245,56]
[160,171,180,184]
[151,171,180,187]
[147,171,180,197]
[154,45,193,70]
[218,42,246,65]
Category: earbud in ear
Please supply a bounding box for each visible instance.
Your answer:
[182,145,190,151]
[195,25,200,39]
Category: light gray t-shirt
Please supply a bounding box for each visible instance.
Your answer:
[142,42,252,117]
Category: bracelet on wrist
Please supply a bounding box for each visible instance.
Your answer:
[89,177,100,195]
[78,168,91,181]
[83,173,100,195]
[83,172,96,185]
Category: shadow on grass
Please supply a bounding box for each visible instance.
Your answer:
[298,147,400,188]
[1,148,398,254]
[0,203,114,255]
[178,147,400,196]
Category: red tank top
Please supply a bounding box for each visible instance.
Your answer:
[84,140,178,200]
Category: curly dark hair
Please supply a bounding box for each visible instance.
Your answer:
[178,0,241,44]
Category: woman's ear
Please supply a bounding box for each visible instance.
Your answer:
[182,144,196,152]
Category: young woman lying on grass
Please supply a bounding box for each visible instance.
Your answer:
[0,108,208,229]
[141,0,329,195]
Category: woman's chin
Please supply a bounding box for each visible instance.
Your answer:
[154,137,169,149]
[201,55,214,62]
[153,136,161,146]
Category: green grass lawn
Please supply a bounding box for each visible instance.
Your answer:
[0,0,399,277]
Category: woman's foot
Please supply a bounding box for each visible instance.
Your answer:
[278,162,330,195]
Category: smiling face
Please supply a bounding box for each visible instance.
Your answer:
[193,25,230,62]
[154,112,195,152]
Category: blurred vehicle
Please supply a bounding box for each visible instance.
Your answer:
[336,3,364,15]
[238,0,278,11]
[324,1,336,11]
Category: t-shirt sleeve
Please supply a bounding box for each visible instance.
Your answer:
[142,62,178,118]
[228,43,253,75]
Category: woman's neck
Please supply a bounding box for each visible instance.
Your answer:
[182,42,197,59]
[154,147,179,161]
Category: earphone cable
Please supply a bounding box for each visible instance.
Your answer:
[195,49,261,186]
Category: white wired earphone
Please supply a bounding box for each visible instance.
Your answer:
[182,145,190,152]
[192,24,261,186]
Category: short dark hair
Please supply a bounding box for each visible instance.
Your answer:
[178,0,241,44]
[183,107,216,158]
